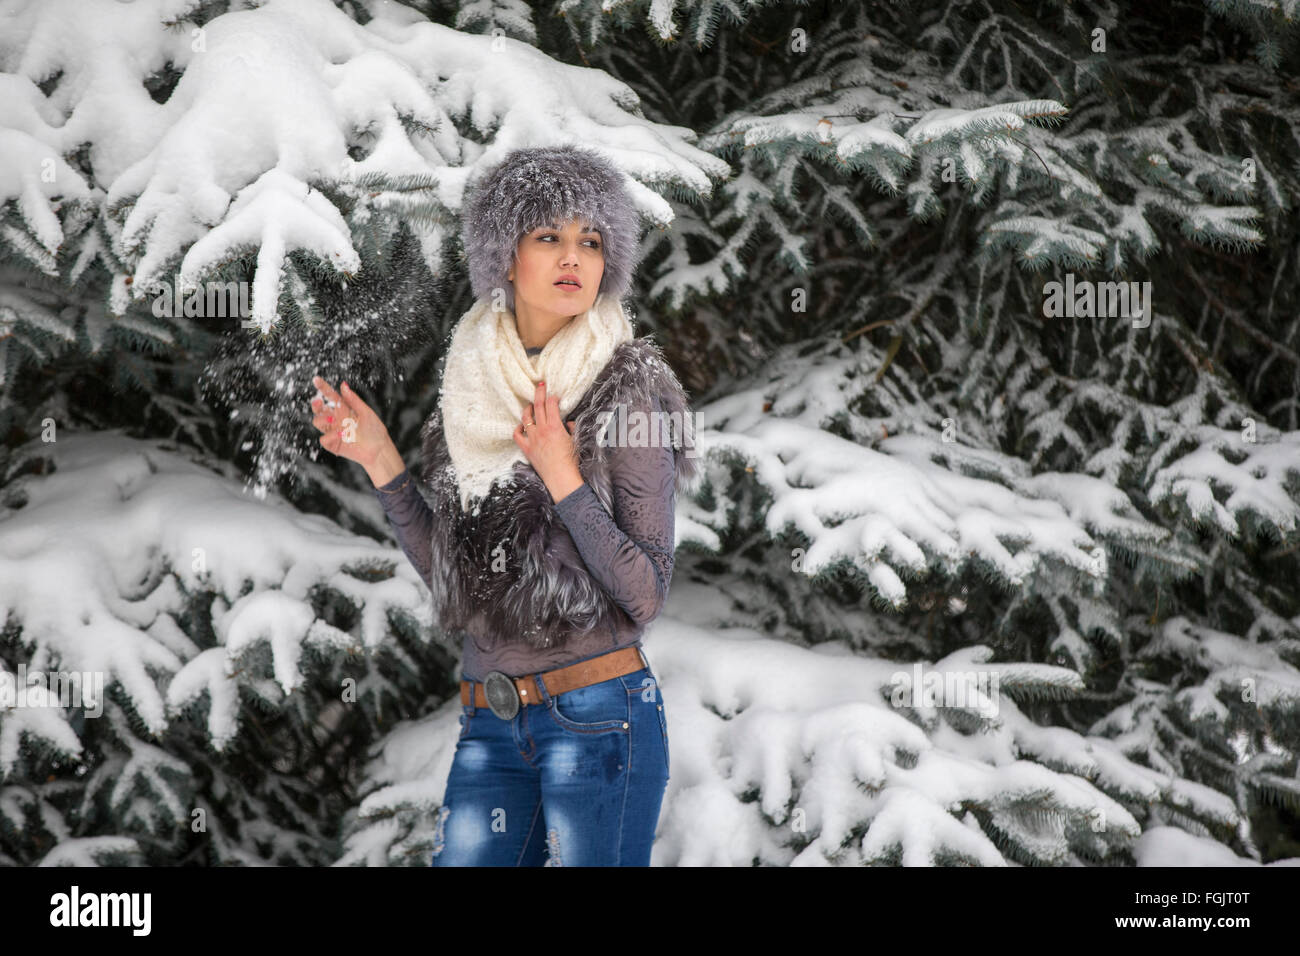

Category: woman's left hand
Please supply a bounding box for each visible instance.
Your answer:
[515,380,585,503]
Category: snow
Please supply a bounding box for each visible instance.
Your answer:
[348,604,1299,866]
[1134,826,1300,867]
[0,431,429,763]
[3,0,1298,869]
[694,407,1109,604]
[905,100,1066,146]
[3,0,727,326]
[1149,427,1300,536]
[1144,616,1300,714]
[35,835,144,867]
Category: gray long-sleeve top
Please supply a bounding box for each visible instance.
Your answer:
[372,367,677,681]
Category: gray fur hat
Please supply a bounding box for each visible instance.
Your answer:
[460,144,644,312]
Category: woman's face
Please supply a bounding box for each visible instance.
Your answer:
[507,217,605,317]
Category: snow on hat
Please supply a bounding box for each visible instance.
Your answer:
[460,144,644,312]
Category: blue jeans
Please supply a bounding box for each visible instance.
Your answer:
[431,663,670,866]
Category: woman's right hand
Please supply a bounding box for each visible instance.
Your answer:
[309,376,393,472]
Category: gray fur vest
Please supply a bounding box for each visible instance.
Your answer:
[418,336,699,649]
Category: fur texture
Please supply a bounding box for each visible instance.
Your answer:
[460,144,645,314]
[419,336,699,650]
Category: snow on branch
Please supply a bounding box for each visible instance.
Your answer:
[1148,426,1300,538]
[1,0,726,330]
[348,622,1233,865]
[0,431,429,763]
[906,100,1068,146]
[703,420,1103,604]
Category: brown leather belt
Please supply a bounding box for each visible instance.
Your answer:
[460,645,648,709]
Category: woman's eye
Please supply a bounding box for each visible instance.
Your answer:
[535,233,600,249]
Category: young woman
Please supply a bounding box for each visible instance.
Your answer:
[307,145,697,866]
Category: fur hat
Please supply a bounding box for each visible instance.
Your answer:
[460,144,644,312]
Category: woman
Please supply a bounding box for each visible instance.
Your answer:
[307,145,697,866]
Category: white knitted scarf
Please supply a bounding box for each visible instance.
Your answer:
[438,292,634,511]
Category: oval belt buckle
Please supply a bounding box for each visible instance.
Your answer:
[483,671,520,720]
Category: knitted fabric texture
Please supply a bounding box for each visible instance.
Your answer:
[438,292,634,510]
[420,335,700,650]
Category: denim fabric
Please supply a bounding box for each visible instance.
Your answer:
[430,663,670,866]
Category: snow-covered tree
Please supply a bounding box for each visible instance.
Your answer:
[1,0,1298,866]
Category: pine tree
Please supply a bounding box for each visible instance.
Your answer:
[1,0,1298,867]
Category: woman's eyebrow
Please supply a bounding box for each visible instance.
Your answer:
[540,221,600,234]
